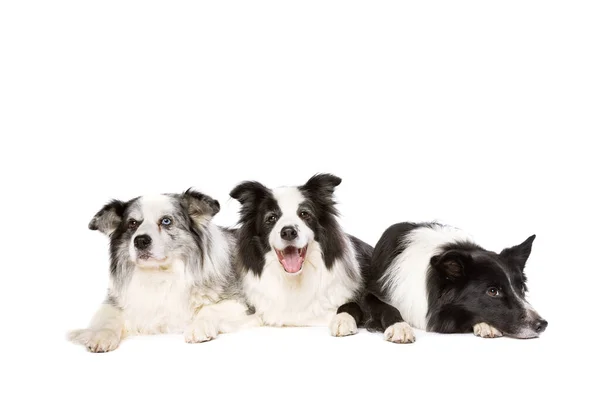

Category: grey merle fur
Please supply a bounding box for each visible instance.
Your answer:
[89,189,238,296]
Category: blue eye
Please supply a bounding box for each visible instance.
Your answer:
[161,217,172,226]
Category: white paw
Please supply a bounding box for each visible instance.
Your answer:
[473,322,503,338]
[184,319,219,343]
[384,322,415,344]
[329,312,358,337]
[68,329,120,353]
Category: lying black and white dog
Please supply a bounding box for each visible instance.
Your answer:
[365,222,548,342]
[230,174,372,336]
[68,190,257,352]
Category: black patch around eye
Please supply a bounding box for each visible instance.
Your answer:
[298,210,311,220]
[127,219,140,230]
[265,213,279,224]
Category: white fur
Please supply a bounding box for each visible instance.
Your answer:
[495,259,541,325]
[243,240,361,326]
[381,224,474,330]
[69,195,255,352]
[128,194,174,266]
[329,312,358,337]
[473,322,503,338]
[270,187,312,251]
[384,322,415,343]
[68,303,124,352]
[185,299,260,343]
[242,187,361,327]
[118,259,192,335]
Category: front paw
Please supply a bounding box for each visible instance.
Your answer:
[473,322,503,338]
[329,312,358,337]
[384,322,415,344]
[68,329,120,353]
[184,320,219,343]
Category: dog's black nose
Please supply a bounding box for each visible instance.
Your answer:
[134,234,152,250]
[280,226,298,241]
[534,318,548,333]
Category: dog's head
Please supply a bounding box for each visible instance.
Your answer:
[89,189,220,269]
[231,173,344,275]
[430,235,547,338]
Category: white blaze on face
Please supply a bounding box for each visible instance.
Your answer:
[269,187,315,274]
[128,195,176,267]
[495,259,544,338]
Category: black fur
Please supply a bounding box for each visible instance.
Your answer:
[230,181,281,276]
[230,174,373,328]
[230,173,364,276]
[366,222,547,337]
[426,238,537,335]
[363,293,403,332]
[337,302,364,325]
[297,174,346,269]
[366,222,423,297]
[90,190,220,279]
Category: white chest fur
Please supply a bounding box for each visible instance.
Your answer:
[243,241,361,327]
[119,260,193,335]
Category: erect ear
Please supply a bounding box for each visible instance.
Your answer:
[299,173,342,198]
[229,181,270,205]
[88,199,127,236]
[430,250,472,280]
[181,189,220,224]
[500,234,536,270]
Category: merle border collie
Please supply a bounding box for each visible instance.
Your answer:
[230,174,372,336]
[365,222,548,342]
[68,190,257,352]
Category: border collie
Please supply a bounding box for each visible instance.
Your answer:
[230,174,372,336]
[68,190,257,352]
[365,222,548,342]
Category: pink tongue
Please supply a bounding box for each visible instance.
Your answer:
[281,251,303,273]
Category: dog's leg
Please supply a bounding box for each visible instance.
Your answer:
[329,302,363,337]
[68,303,124,353]
[363,293,415,343]
[185,299,260,343]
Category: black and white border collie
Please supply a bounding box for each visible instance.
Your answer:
[230,174,372,336]
[365,222,548,342]
[68,190,257,352]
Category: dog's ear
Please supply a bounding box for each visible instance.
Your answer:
[430,250,472,280]
[229,181,270,205]
[300,173,342,198]
[500,234,536,270]
[181,189,220,225]
[88,200,127,236]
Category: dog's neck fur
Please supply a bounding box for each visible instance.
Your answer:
[242,238,362,327]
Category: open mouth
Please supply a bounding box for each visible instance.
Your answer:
[275,246,308,274]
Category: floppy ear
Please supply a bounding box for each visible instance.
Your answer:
[300,173,342,198]
[500,234,536,270]
[430,250,471,281]
[88,200,127,236]
[229,181,270,205]
[181,189,220,224]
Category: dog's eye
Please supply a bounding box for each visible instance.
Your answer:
[487,287,501,297]
[267,215,277,224]
[299,211,310,220]
[161,217,172,226]
[128,219,138,230]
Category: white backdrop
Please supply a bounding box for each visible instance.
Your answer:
[1,1,598,399]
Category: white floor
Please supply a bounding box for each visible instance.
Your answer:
[22,321,585,400]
